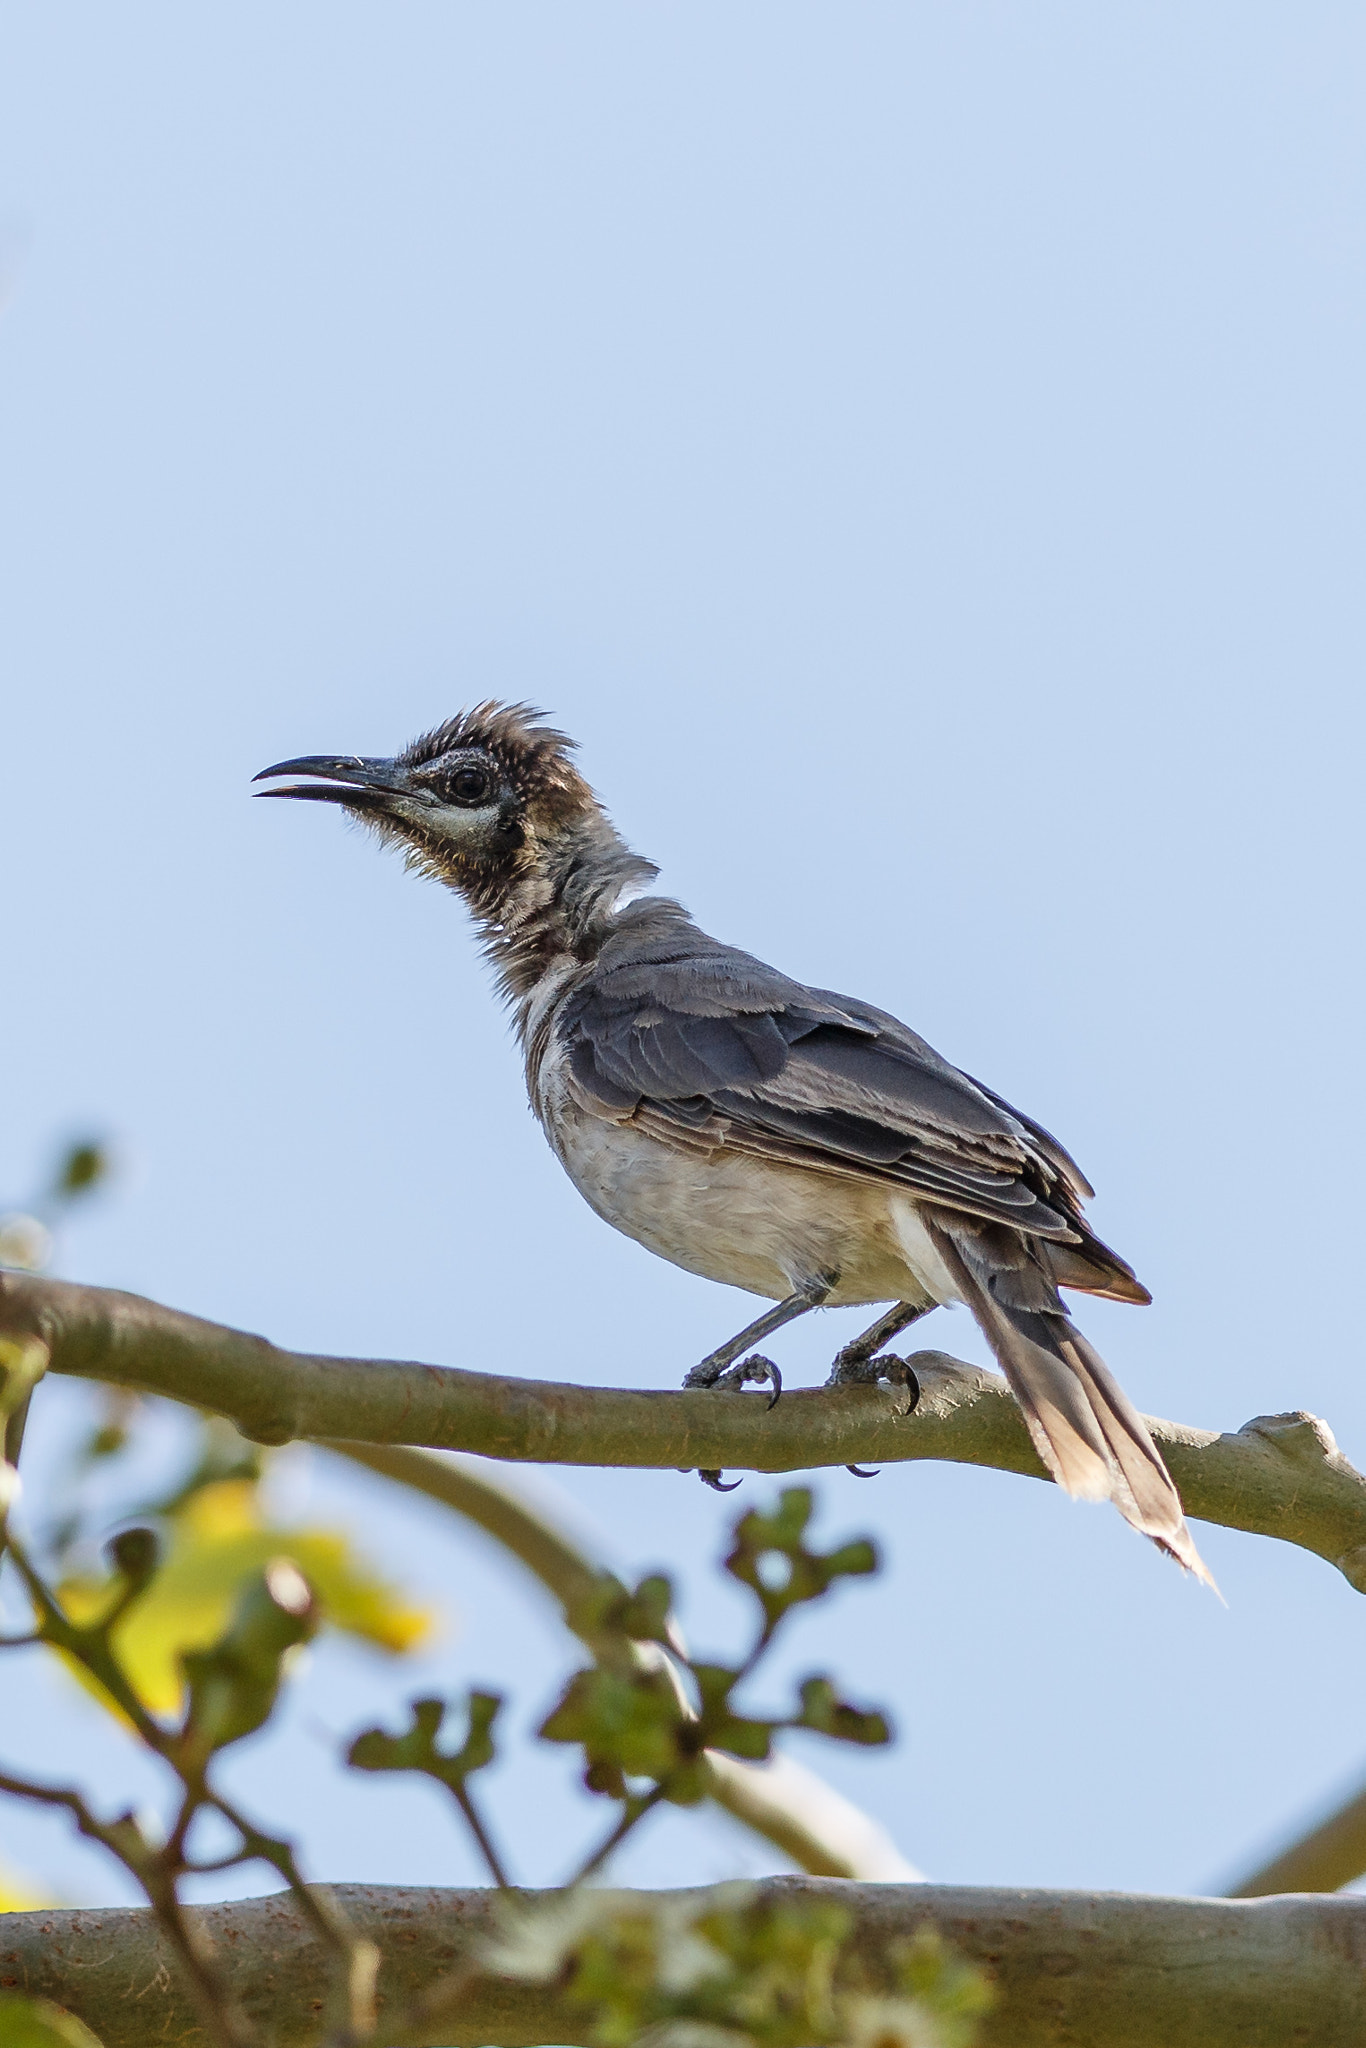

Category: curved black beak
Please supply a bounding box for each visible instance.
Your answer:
[252,755,409,810]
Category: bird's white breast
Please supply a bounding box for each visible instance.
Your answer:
[529,1033,951,1311]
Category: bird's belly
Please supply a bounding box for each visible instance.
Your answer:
[549,1110,931,1309]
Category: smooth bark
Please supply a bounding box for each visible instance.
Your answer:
[6,1273,1366,1588]
[3,1879,1364,2047]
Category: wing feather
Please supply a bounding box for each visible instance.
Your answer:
[559,937,1103,1245]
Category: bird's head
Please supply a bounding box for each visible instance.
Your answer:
[255,702,599,917]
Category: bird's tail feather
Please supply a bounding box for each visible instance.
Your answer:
[924,1215,1214,1587]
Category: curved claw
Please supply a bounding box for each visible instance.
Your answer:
[699,1469,743,1492]
[827,1350,922,1420]
[713,1354,782,1406]
[846,1464,880,1478]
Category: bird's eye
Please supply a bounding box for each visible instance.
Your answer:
[448,765,492,805]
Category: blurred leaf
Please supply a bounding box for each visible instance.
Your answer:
[690,1664,776,1765]
[795,1678,891,1749]
[181,1559,317,1753]
[349,1690,502,1792]
[724,1490,878,1634]
[49,1141,110,1202]
[889,1927,995,2047]
[103,1525,160,1596]
[58,1479,431,1714]
[567,1570,676,1652]
[488,1887,848,2048]
[0,1994,106,2047]
[540,1493,888,1821]
[540,1665,692,1796]
[0,1337,48,1423]
[483,1891,990,2048]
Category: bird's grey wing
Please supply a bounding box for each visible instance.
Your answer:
[558,930,1082,1241]
[801,985,1097,1205]
[564,925,1189,1563]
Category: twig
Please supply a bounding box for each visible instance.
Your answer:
[2,1527,170,1747]
[0,1523,376,2047]
[565,1786,668,1888]
[451,1784,512,1890]
[201,1790,380,2044]
[326,1442,918,1879]
[0,1767,257,2048]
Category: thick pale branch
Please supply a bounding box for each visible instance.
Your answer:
[6,1273,1366,1588]
[327,1442,919,1881]
[4,1880,1365,2048]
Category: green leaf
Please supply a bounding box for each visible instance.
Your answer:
[689,1665,776,1764]
[709,1715,775,1763]
[724,1489,879,1631]
[486,1886,859,2048]
[690,1662,741,1717]
[0,1994,107,2047]
[893,1924,995,2043]
[180,1559,317,1753]
[615,1573,675,1645]
[795,1676,891,1748]
[566,1570,676,1651]
[539,1665,694,1795]
[658,1756,711,1807]
[482,1891,992,2048]
[348,1690,502,1795]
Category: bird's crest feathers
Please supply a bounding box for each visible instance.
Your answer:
[400,701,593,825]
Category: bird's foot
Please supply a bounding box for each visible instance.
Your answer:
[824,1348,920,1415]
[712,1352,783,1407]
[824,1351,918,1478]
[689,1353,782,1492]
[684,1351,782,1407]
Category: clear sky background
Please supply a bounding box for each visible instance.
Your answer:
[2,4,1364,1908]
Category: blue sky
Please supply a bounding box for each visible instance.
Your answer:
[2,3,1365,1906]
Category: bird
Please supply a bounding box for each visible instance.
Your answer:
[256,702,1209,1580]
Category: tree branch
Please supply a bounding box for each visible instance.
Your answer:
[3,1879,1365,2048]
[6,1272,1366,1589]
[1225,1770,1366,1898]
[327,1442,919,1881]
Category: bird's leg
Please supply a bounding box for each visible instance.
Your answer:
[826,1300,929,1390]
[826,1301,927,1475]
[684,1282,831,1398]
[688,1280,832,1493]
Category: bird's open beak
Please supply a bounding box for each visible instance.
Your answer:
[252,755,413,810]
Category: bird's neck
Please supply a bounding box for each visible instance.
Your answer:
[472,811,661,1021]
